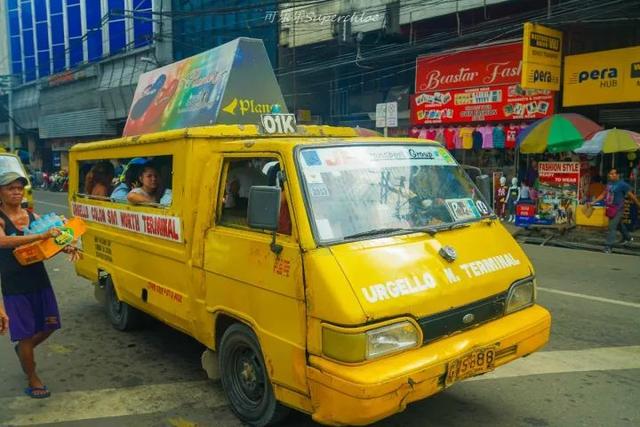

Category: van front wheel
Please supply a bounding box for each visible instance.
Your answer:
[219,323,289,426]
[105,277,142,331]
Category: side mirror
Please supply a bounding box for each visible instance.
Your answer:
[247,186,281,231]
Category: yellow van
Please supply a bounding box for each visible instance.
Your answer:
[69,124,550,426]
[0,153,34,210]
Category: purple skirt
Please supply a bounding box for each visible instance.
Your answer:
[3,287,61,342]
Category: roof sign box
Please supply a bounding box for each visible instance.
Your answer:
[123,37,287,136]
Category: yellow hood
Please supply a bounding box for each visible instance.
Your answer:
[328,222,532,322]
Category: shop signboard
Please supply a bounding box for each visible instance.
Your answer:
[410,84,554,125]
[415,42,522,93]
[521,23,562,91]
[563,45,640,106]
[535,162,582,225]
[123,38,287,136]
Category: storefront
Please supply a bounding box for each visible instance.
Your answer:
[410,41,556,176]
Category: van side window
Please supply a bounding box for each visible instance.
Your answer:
[76,156,173,208]
[219,157,291,235]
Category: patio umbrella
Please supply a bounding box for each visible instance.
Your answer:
[517,113,603,154]
[574,128,640,154]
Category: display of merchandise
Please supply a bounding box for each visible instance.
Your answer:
[434,127,445,144]
[505,124,518,149]
[22,213,65,235]
[495,176,508,219]
[493,125,506,149]
[444,127,457,150]
[478,125,494,149]
[505,177,521,222]
[425,128,437,140]
[472,129,483,151]
[460,127,474,149]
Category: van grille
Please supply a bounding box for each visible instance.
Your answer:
[417,292,507,344]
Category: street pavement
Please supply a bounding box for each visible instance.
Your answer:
[0,190,638,427]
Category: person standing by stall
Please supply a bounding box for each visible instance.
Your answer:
[590,168,640,253]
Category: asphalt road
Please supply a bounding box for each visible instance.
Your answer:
[0,190,638,427]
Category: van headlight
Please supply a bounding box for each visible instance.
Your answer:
[505,278,536,314]
[322,320,420,363]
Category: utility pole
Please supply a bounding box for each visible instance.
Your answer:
[8,79,13,152]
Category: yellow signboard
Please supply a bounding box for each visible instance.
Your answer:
[521,23,562,91]
[563,45,640,106]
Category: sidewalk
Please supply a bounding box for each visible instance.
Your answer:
[509,221,640,256]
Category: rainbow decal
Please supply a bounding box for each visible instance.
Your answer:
[123,37,287,136]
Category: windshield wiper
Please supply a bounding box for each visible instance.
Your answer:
[343,227,409,239]
[414,222,471,235]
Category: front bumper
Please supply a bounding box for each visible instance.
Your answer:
[307,304,551,426]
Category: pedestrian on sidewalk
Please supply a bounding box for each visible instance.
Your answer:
[590,168,640,253]
[0,171,74,399]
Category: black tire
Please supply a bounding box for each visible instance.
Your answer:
[219,323,289,426]
[105,277,142,331]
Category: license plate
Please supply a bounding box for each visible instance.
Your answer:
[445,346,496,386]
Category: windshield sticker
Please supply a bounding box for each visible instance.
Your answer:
[475,200,491,215]
[445,198,481,221]
[300,146,458,172]
[315,218,335,240]
[361,272,436,304]
[304,171,324,184]
[301,150,322,166]
[309,183,330,197]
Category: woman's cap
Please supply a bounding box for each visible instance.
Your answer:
[0,172,28,187]
[128,157,148,166]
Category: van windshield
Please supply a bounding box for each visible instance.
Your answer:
[297,144,492,243]
[0,156,27,177]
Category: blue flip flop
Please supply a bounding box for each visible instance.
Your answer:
[24,386,50,399]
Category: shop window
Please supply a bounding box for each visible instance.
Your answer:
[76,156,173,208]
[218,157,292,235]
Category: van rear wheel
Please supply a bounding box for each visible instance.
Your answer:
[219,323,289,426]
[105,277,142,331]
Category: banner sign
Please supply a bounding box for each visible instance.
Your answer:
[72,202,183,243]
[521,23,562,91]
[123,38,287,136]
[538,162,580,185]
[410,84,554,124]
[563,45,640,106]
[415,42,522,93]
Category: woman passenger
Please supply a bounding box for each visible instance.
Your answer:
[84,161,114,197]
[127,164,167,204]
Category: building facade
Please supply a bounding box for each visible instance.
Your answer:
[1,0,171,171]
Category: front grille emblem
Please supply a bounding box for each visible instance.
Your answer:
[462,313,475,324]
[439,245,457,263]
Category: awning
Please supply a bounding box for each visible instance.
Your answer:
[39,108,117,138]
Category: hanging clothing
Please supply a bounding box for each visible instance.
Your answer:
[443,127,457,150]
[434,128,445,144]
[478,125,494,149]
[493,126,506,149]
[454,128,463,149]
[472,130,483,151]
[425,128,437,140]
[505,124,518,149]
[459,127,474,149]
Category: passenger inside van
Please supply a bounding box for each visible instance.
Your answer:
[266,162,292,235]
[111,158,146,203]
[84,161,115,197]
[127,164,171,205]
[225,160,267,209]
